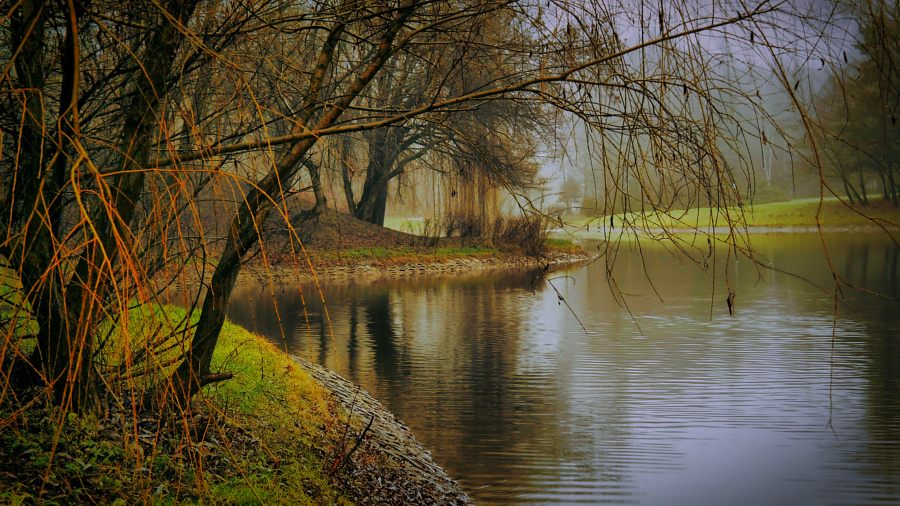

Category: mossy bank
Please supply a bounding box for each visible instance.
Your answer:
[0,302,478,505]
[1,203,590,505]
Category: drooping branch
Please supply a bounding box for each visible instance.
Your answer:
[146,3,779,169]
[154,0,420,410]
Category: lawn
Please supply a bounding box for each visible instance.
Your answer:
[559,198,900,239]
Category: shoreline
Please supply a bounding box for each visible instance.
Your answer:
[274,228,893,503]
[548,224,899,242]
[247,250,597,504]
[292,356,472,505]
[239,249,598,286]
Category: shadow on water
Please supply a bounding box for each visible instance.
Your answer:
[363,290,405,398]
[225,234,900,505]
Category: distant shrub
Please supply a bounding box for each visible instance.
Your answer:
[406,218,442,247]
[490,216,548,255]
[443,213,483,238]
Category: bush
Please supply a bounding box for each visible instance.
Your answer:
[490,216,548,255]
[443,213,483,238]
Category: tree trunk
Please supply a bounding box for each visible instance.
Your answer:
[841,176,855,205]
[9,0,97,408]
[355,128,401,225]
[13,0,200,412]
[304,159,329,216]
[340,138,357,215]
[152,0,417,410]
[886,163,899,205]
[857,164,869,205]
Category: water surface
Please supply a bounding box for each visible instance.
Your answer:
[229,234,900,505]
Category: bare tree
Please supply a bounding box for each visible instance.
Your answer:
[812,2,900,205]
[1,0,892,414]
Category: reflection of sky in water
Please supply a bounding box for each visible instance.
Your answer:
[227,234,900,505]
[502,279,859,503]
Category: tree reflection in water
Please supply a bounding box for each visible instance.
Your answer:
[227,235,900,505]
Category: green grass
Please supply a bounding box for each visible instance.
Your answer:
[388,200,899,247]
[0,218,588,505]
[192,318,351,505]
[382,216,428,234]
[311,244,501,265]
[430,245,497,256]
[0,266,38,338]
[338,246,415,260]
[739,198,900,228]
[563,198,900,239]
[543,238,584,254]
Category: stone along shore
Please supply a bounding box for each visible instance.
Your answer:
[240,249,598,285]
[292,356,472,505]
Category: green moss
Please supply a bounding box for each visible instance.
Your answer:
[0,231,588,505]
[0,263,38,337]
[0,303,353,505]
[430,245,496,256]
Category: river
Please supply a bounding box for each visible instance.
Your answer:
[228,233,899,505]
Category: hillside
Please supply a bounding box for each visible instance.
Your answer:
[278,208,426,252]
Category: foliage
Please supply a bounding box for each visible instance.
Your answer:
[559,177,584,212]
[489,216,550,256]
[811,0,900,205]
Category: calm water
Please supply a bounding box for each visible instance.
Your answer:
[228,234,900,505]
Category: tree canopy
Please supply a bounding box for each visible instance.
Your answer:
[1,0,896,414]
[813,3,900,205]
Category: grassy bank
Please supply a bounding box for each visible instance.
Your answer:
[0,306,364,505]
[733,198,900,229]
[561,198,900,239]
[268,210,582,269]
